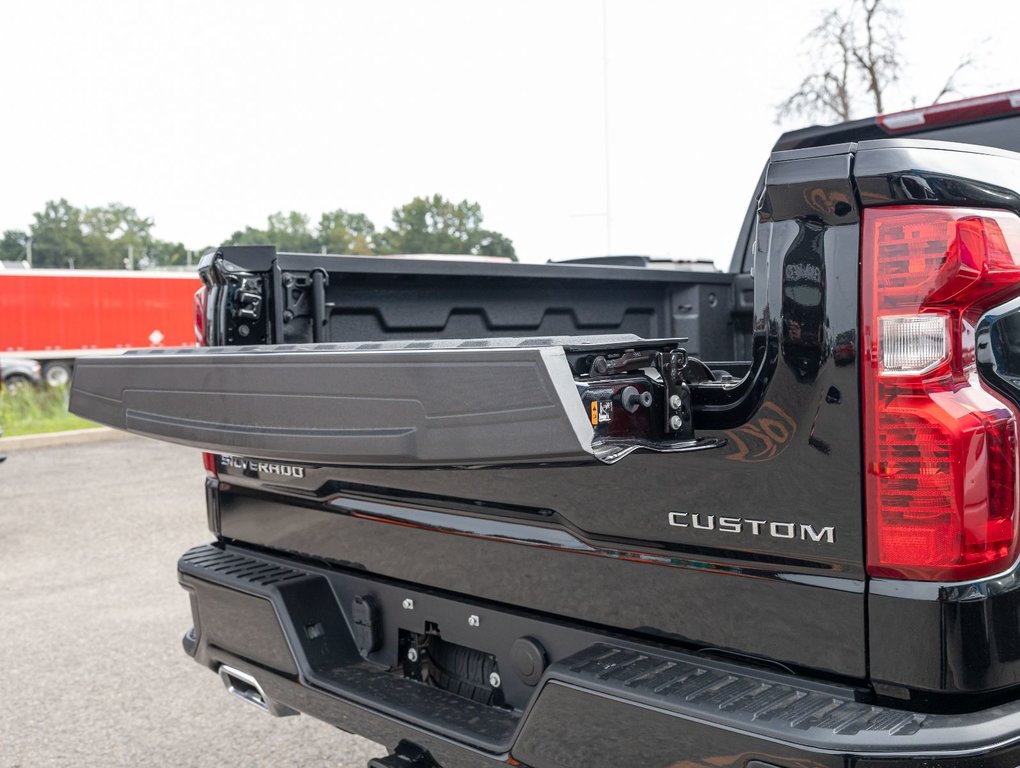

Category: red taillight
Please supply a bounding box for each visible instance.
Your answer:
[202,451,218,478]
[862,206,1020,581]
[196,287,214,476]
[194,285,208,346]
[878,89,1020,132]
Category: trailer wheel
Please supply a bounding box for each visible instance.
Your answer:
[43,362,73,388]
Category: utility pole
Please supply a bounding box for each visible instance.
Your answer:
[127,244,134,270]
[25,236,32,267]
[602,0,612,256]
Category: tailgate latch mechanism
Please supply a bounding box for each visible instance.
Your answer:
[657,347,690,435]
[569,339,718,463]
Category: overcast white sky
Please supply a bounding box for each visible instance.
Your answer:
[1,1,1017,267]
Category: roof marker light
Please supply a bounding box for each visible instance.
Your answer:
[878,89,1020,133]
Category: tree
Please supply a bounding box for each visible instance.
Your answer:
[225,210,319,252]
[141,240,193,268]
[265,211,319,252]
[82,203,155,269]
[30,199,87,268]
[318,209,375,255]
[377,195,516,260]
[777,0,975,125]
[0,230,29,263]
[10,196,518,269]
[224,224,268,247]
[25,199,186,269]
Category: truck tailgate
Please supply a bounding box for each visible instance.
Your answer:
[71,332,866,681]
[69,340,599,466]
[70,142,902,687]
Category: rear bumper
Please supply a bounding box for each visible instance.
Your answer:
[179,543,1020,768]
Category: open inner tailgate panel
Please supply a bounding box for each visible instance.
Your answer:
[70,335,719,466]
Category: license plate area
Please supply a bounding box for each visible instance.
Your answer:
[400,623,506,708]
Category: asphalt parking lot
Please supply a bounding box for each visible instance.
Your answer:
[0,435,382,767]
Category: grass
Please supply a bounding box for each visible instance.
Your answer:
[0,385,97,437]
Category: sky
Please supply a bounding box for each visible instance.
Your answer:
[1,0,1018,268]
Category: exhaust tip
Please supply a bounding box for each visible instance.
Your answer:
[218,664,296,717]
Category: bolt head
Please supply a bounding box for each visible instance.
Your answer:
[468,614,480,627]
[488,671,501,688]
[406,647,418,663]
[670,414,683,431]
[669,394,682,410]
[401,598,414,610]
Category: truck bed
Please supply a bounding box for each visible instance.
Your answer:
[70,137,1020,766]
[201,245,745,364]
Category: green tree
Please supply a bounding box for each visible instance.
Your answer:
[266,211,319,252]
[140,240,193,268]
[317,209,376,255]
[0,230,29,263]
[224,225,268,246]
[225,211,319,252]
[26,199,188,269]
[82,203,155,269]
[29,199,87,268]
[377,195,515,259]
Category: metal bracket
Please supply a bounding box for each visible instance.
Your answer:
[657,347,690,436]
[367,740,439,768]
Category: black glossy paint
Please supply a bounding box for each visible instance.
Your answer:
[66,134,1020,760]
[870,568,1020,700]
[217,486,865,678]
[853,141,1020,213]
[512,683,843,768]
[204,140,1020,707]
[182,542,1020,766]
[852,142,1020,703]
[773,112,1020,156]
[205,147,870,684]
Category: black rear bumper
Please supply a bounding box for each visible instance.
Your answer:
[178,543,1020,768]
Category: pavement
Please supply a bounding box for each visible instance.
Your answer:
[0,435,383,767]
[0,426,122,452]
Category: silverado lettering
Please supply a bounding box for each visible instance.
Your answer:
[219,455,306,478]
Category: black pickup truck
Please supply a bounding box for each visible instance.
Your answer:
[71,91,1020,767]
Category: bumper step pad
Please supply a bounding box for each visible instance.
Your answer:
[179,545,519,750]
[180,544,1020,759]
[560,644,922,737]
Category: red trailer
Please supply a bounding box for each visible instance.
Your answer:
[0,269,202,385]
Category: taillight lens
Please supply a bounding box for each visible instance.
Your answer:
[194,285,208,346]
[195,286,215,476]
[862,206,1020,581]
[202,451,219,478]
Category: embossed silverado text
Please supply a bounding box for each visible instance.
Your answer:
[220,456,306,479]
